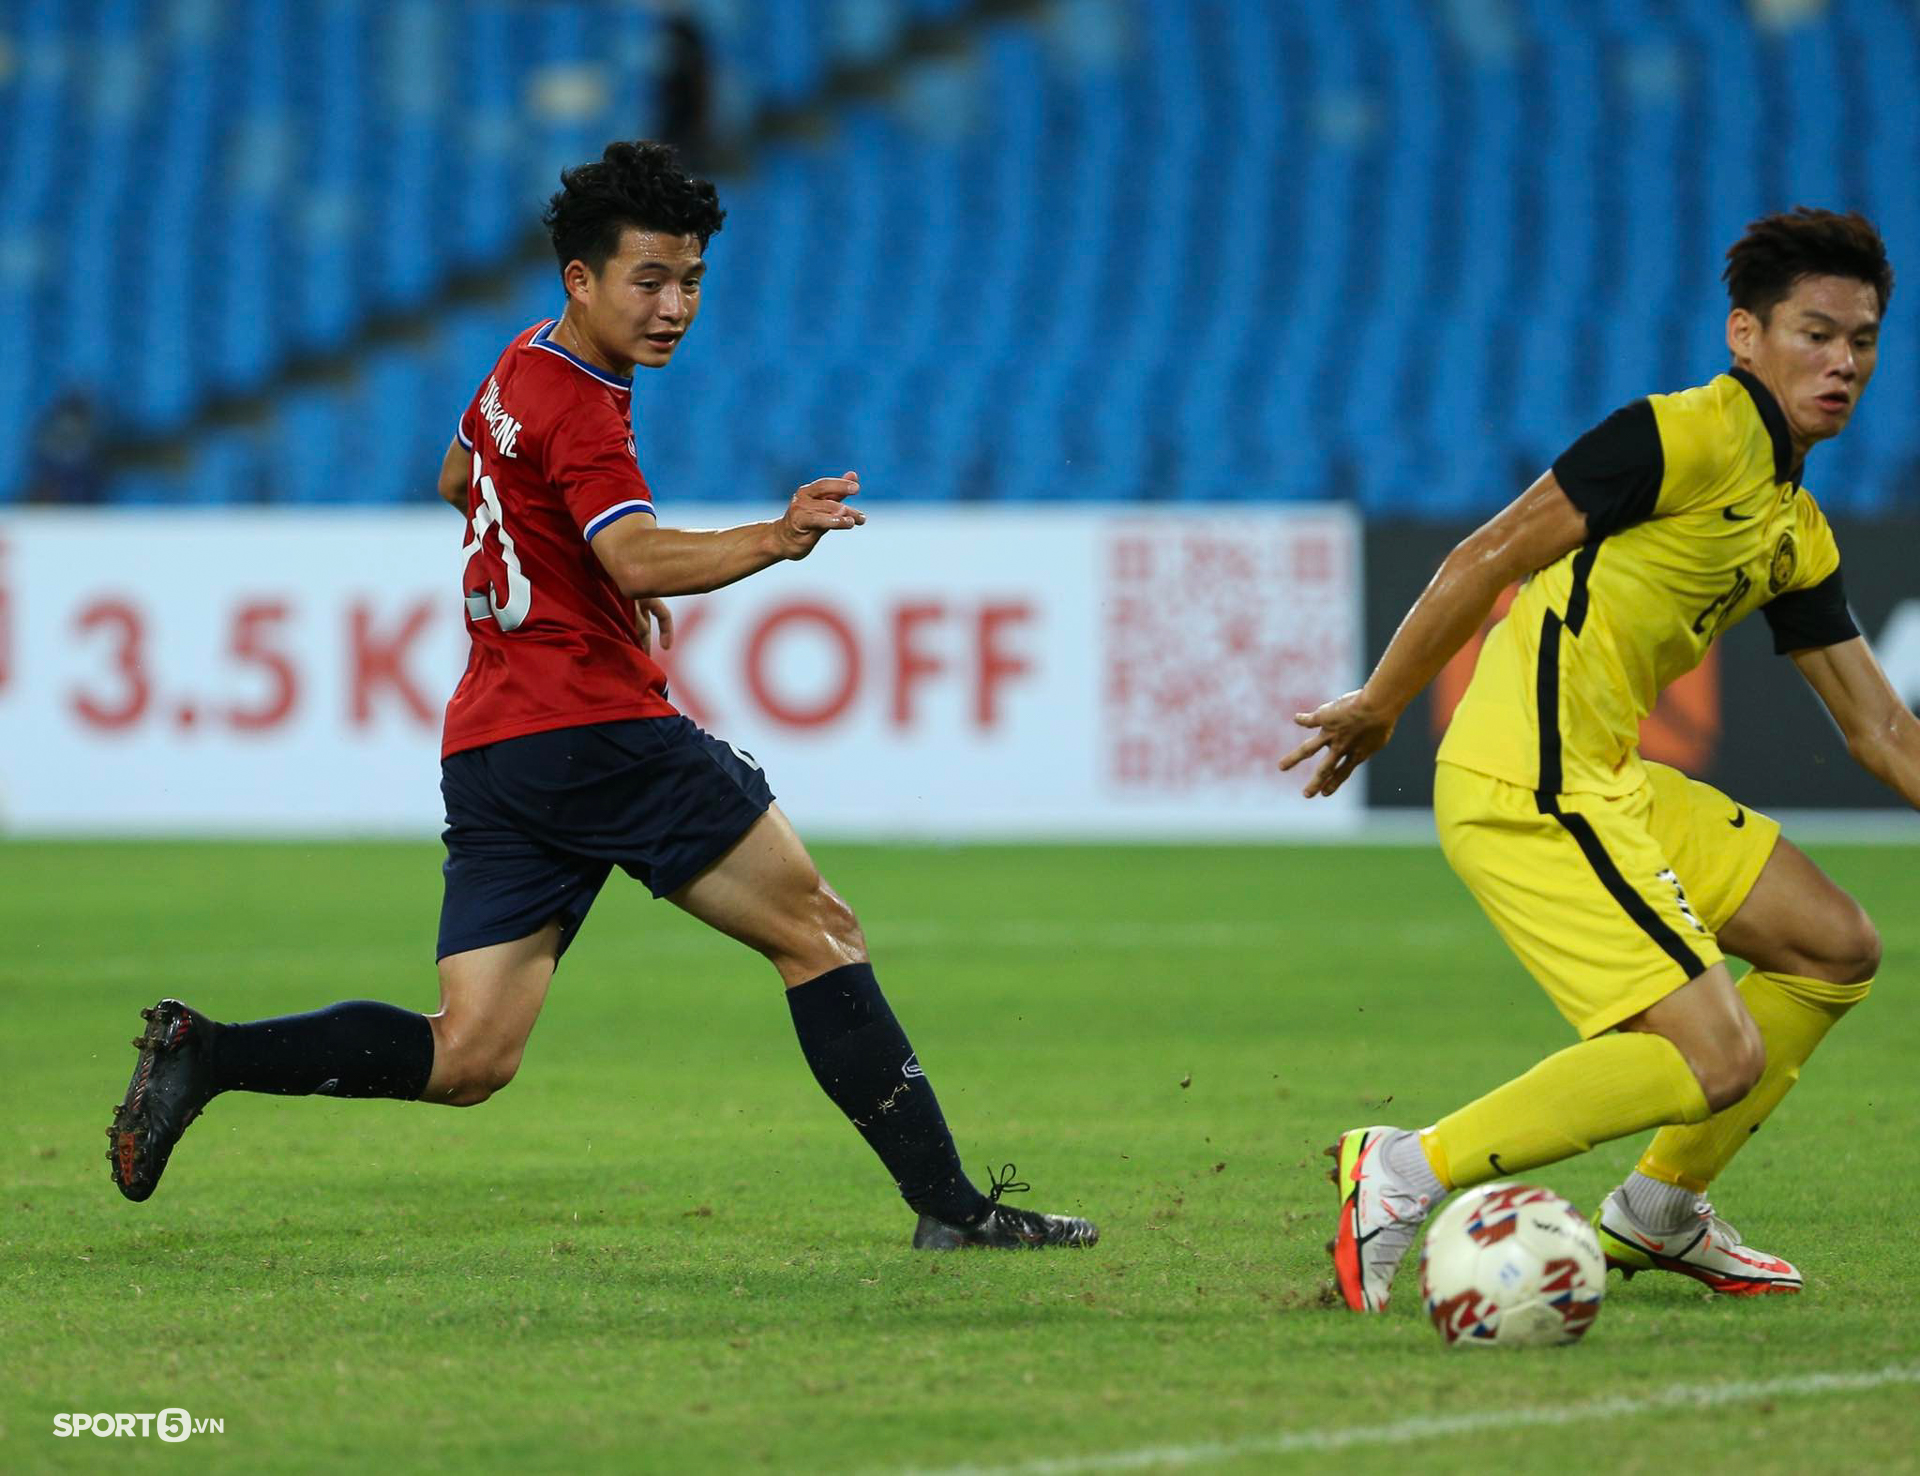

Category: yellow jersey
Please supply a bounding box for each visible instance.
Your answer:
[1439,369,1858,797]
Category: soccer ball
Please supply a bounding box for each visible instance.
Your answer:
[1418,1182,1605,1349]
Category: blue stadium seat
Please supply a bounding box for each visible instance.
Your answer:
[288,0,367,352]
[200,0,291,394]
[185,430,266,506]
[14,0,1910,512]
[276,388,348,504]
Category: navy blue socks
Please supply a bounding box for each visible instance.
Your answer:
[208,1001,435,1100]
[785,963,990,1225]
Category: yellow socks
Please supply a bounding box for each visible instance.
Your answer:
[1412,971,1870,1197]
[1636,970,1870,1193]
[1419,1031,1711,1192]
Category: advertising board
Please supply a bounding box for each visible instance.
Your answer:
[0,506,1362,837]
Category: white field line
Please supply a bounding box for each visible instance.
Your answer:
[903,1363,1920,1476]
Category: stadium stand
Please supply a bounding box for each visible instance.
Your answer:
[0,0,1914,511]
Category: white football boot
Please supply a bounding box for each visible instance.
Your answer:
[1595,1187,1802,1295]
[1326,1125,1441,1312]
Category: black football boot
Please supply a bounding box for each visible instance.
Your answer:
[912,1164,1099,1250]
[108,999,219,1202]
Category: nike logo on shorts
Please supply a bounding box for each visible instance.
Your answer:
[1730,809,1747,828]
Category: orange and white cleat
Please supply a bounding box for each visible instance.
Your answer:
[1595,1187,1802,1295]
[1325,1125,1440,1312]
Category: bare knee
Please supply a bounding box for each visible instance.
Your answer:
[426,1023,524,1106]
[1692,1026,1766,1113]
[1840,905,1882,985]
[811,881,865,953]
[770,878,868,983]
[1783,903,1880,986]
[435,1054,520,1106]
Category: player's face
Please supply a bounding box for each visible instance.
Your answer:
[1731,274,1880,450]
[579,228,705,371]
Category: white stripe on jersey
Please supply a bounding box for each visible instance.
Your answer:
[582,499,655,541]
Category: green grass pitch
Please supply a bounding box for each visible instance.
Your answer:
[4,839,1917,1473]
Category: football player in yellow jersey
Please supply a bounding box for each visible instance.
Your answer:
[1282,208,1920,1313]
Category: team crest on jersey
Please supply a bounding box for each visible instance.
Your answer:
[1768,532,1796,594]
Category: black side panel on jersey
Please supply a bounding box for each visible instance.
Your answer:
[1535,611,1566,796]
[1552,399,1664,538]
[1562,538,1603,636]
[1532,540,1602,797]
[1762,568,1860,654]
[1531,523,1704,978]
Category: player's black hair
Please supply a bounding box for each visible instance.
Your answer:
[542,139,725,277]
[1723,207,1894,322]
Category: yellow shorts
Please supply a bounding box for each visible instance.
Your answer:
[1434,760,1781,1038]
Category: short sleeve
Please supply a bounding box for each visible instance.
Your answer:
[456,402,476,450]
[1760,493,1856,654]
[1761,570,1857,654]
[1552,400,1663,537]
[546,402,655,540]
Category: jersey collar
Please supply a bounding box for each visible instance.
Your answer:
[1727,366,1802,487]
[530,319,634,394]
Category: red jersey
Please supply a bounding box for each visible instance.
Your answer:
[442,319,678,758]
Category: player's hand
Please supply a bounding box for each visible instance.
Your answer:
[1279,688,1397,798]
[633,597,674,655]
[775,471,865,559]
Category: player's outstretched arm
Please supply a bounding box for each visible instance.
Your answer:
[591,472,865,599]
[1280,471,1590,797]
[1791,637,1920,809]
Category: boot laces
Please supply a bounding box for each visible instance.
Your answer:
[1693,1199,1740,1245]
[987,1163,1031,1205]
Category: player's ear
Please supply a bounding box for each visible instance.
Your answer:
[1726,307,1756,362]
[563,258,593,304]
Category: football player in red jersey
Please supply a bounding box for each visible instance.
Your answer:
[107,141,1095,1252]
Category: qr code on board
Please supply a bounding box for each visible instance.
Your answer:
[1103,518,1358,791]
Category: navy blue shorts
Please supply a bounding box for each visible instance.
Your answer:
[436,717,775,962]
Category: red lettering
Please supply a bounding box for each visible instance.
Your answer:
[891,601,946,728]
[71,599,150,730]
[974,602,1033,728]
[350,600,435,728]
[745,601,859,728]
[226,601,298,731]
[655,600,714,727]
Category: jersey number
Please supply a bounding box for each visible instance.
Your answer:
[1691,569,1752,637]
[462,451,532,632]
